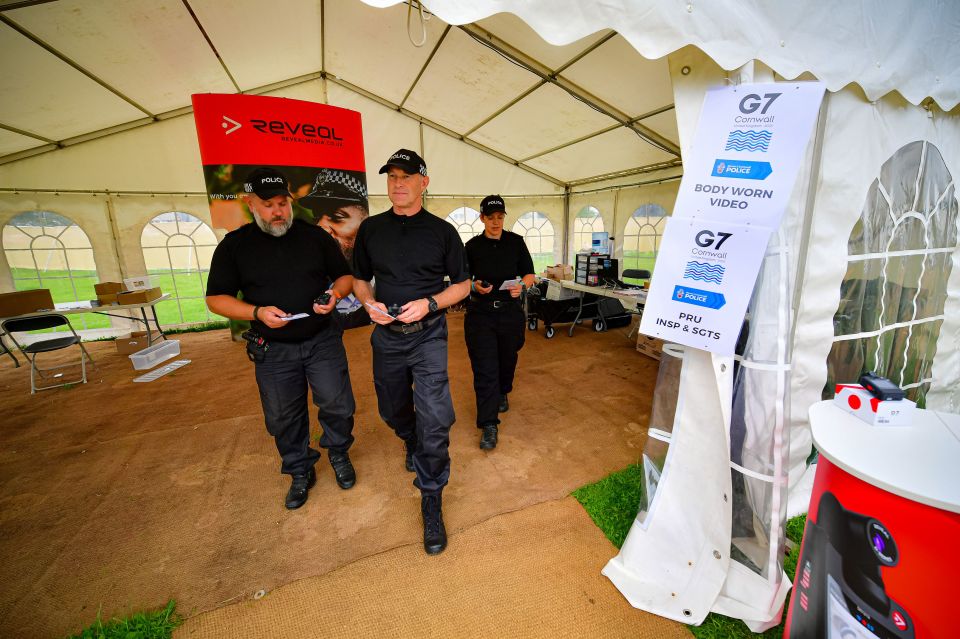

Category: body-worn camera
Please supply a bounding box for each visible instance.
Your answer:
[479,280,491,288]
[241,328,268,363]
[314,292,332,307]
[387,303,403,317]
[859,371,905,401]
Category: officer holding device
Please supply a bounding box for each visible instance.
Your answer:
[206,167,359,510]
[464,195,536,449]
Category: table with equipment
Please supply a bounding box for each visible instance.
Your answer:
[0,294,171,367]
[559,279,646,337]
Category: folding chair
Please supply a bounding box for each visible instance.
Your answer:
[1,314,92,393]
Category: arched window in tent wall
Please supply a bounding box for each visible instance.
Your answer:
[445,207,484,246]
[573,206,604,255]
[512,211,555,275]
[1,211,104,330]
[140,212,219,326]
[622,204,668,274]
[826,141,958,406]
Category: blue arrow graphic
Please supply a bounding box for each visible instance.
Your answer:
[673,285,726,309]
[711,159,772,180]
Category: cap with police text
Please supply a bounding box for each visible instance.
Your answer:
[303,168,368,205]
[378,148,427,176]
[244,167,292,200]
[480,195,506,216]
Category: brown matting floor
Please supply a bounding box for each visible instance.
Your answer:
[0,314,663,638]
[176,497,691,639]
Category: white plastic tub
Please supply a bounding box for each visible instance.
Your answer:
[129,339,180,370]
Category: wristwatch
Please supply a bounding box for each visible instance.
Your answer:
[427,296,439,313]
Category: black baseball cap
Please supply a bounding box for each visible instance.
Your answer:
[244,167,292,200]
[480,195,506,216]
[303,168,368,205]
[378,148,427,176]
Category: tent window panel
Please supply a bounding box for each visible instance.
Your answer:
[622,204,667,273]
[2,211,101,330]
[827,141,957,407]
[140,212,219,326]
[573,206,603,254]
[445,207,484,246]
[512,211,555,274]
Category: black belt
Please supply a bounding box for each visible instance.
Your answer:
[468,297,519,311]
[386,314,443,334]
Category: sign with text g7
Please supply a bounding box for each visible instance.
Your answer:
[639,218,772,355]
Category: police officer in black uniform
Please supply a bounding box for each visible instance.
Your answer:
[206,167,358,510]
[464,195,536,449]
[351,149,470,555]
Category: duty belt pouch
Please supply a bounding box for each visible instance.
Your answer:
[241,329,268,363]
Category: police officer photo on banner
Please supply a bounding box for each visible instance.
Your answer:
[351,148,471,555]
[464,195,536,450]
[205,167,360,510]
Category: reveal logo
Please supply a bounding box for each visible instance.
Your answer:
[221,115,241,135]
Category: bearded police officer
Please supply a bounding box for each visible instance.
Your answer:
[206,167,359,510]
[464,195,536,449]
[351,149,470,555]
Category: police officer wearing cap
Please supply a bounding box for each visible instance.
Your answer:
[206,167,359,510]
[351,149,470,555]
[465,195,536,449]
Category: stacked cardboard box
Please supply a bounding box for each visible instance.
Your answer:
[636,334,665,361]
[95,282,124,305]
[543,264,574,281]
[95,282,162,306]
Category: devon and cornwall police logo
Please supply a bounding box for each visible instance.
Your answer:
[725,129,772,152]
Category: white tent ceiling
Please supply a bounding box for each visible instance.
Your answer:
[1,0,956,193]
[0,0,682,189]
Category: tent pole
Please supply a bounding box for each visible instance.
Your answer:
[562,186,571,264]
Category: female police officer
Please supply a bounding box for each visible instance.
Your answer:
[464,195,536,450]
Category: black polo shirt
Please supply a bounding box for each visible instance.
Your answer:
[465,230,534,301]
[351,208,469,311]
[206,219,351,342]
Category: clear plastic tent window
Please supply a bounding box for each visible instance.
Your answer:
[826,141,958,406]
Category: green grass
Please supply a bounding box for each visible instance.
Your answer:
[66,600,182,639]
[572,464,807,638]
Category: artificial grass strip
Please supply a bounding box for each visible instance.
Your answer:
[573,464,808,638]
[67,600,182,639]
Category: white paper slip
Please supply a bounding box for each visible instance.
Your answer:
[280,312,310,321]
[499,279,522,290]
[364,302,398,320]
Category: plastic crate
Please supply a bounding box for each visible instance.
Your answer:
[129,339,180,370]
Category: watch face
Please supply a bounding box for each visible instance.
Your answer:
[428,297,438,312]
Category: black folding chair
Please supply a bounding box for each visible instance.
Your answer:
[1,314,92,393]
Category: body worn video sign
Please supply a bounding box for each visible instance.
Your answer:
[640,218,771,354]
[640,82,824,355]
[672,82,826,228]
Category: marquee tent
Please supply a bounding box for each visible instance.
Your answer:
[1,0,958,631]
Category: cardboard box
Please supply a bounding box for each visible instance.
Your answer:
[834,384,916,426]
[543,264,574,281]
[94,281,124,295]
[116,287,162,305]
[0,289,54,317]
[97,293,118,305]
[123,275,153,291]
[637,334,665,361]
[115,330,150,355]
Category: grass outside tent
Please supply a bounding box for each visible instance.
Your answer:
[66,600,181,639]
[573,464,805,639]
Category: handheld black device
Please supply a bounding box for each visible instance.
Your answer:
[859,372,905,401]
[479,280,491,288]
[387,303,403,317]
[314,292,332,307]
[241,329,268,363]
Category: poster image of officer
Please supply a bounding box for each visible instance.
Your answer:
[351,149,471,555]
[205,167,359,510]
[464,195,536,450]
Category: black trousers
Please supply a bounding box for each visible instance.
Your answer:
[464,303,525,428]
[371,316,456,495]
[252,329,356,476]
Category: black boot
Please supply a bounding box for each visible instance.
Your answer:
[284,467,316,509]
[498,394,509,413]
[421,493,447,555]
[328,451,356,489]
[479,424,498,450]
[404,439,416,473]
